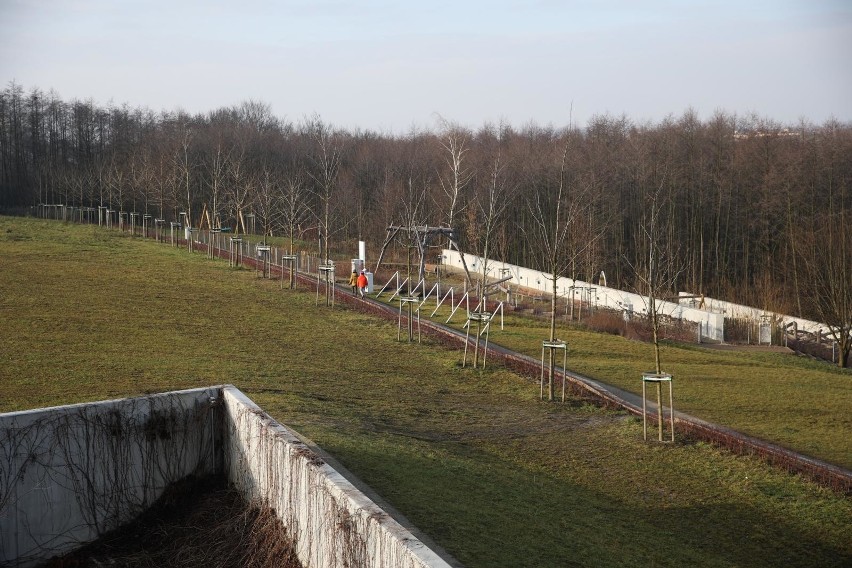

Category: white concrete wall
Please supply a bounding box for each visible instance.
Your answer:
[221,387,452,568]
[442,249,725,341]
[679,292,831,336]
[2,387,452,568]
[0,387,219,568]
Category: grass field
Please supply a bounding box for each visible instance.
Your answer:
[1,216,850,568]
[396,293,852,469]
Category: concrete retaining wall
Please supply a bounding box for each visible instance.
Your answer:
[442,249,725,341]
[0,387,219,567]
[1,387,452,568]
[221,387,452,568]
[681,292,832,336]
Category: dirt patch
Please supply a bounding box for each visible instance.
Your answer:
[50,476,302,568]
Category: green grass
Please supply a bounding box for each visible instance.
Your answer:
[1,216,850,568]
[392,290,852,469]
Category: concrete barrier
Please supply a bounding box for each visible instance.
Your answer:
[1,387,453,568]
[442,249,725,341]
[0,387,219,567]
[222,386,452,568]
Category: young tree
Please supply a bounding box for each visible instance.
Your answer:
[526,129,605,400]
[632,177,687,374]
[205,138,231,229]
[304,115,344,264]
[469,123,513,303]
[224,140,255,236]
[173,124,195,226]
[435,119,472,228]
[255,162,281,238]
[280,163,311,254]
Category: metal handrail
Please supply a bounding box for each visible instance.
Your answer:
[388,277,410,302]
[429,286,455,317]
[376,271,400,298]
[446,292,470,324]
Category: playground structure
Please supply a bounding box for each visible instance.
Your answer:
[374,224,472,288]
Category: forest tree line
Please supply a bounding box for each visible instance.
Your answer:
[1,82,850,335]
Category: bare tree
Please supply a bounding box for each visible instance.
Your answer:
[470,123,513,301]
[205,138,231,229]
[173,124,195,226]
[304,115,344,264]
[107,156,127,212]
[631,177,687,374]
[255,163,281,238]
[797,204,852,367]
[224,141,255,236]
[526,130,605,400]
[280,164,311,253]
[435,118,472,233]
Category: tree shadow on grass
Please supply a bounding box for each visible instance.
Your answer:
[323,435,851,568]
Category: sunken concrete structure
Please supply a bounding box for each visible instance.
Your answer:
[0,386,452,568]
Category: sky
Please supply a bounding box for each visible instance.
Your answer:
[1,0,850,133]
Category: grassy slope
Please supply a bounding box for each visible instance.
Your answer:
[1,217,850,568]
[404,291,852,469]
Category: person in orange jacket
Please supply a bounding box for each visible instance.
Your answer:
[356,270,368,297]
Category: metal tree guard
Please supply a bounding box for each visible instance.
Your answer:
[463,310,492,369]
[229,237,243,267]
[208,228,221,259]
[170,222,182,247]
[281,254,298,289]
[541,340,568,402]
[155,218,166,242]
[256,245,272,278]
[642,372,675,442]
[187,228,196,253]
[398,296,421,343]
[316,264,335,307]
[142,214,152,238]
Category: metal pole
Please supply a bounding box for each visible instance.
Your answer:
[657,382,663,442]
[669,380,675,442]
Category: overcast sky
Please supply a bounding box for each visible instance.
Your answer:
[2,0,850,132]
